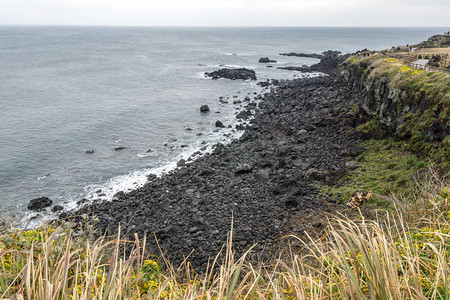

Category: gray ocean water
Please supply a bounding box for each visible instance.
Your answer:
[0,26,446,224]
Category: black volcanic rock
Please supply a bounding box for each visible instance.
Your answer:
[215,120,225,128]
[259,57,277,63]
[200,105,210,113]
[257,81,271,87]
[278,50,348,75]
[51,205,64,212]
[279,52,324,59]
[28,197,52,211]
[204,68,257,80]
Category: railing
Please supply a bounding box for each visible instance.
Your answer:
[408,62,450,74]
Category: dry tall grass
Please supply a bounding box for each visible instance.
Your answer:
[1,171,449,299]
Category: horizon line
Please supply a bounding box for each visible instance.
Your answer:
[0,24,449,28]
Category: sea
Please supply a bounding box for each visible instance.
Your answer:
[0,26,446,227]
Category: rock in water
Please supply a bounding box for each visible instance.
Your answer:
[204,68,257,81]
[200,105,210,113]
[258,57,277,63]
[28,197,53,211]
[279,52,324,59]
[215,120,225,128]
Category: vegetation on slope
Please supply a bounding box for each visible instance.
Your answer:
[342,52,449,163]
[331,48,449,211]
[0,173,449,299]
[322,138,428,209]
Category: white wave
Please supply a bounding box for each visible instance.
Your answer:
[37,174,50,181]
[214,64,243,69]
[195,72,210,79]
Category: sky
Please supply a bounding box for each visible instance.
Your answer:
[0,0,449,27]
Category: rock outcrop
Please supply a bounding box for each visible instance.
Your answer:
[279,52,324,59]
[278,50,347,76]
[259,57,277,63]
[339,57,449,154]
[204,68,257,80]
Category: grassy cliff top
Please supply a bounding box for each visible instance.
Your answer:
[416,34,450,49]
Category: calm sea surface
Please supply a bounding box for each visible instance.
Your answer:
[0,27,446,225]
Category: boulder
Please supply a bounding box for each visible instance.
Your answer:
[28,197,53,211]
[200,105,210,113]
[259,57,277,63]
[215,120,225,128]
[257,81,271,87]
[177,159,186,167]
[51,205,64,212]
[204,68,257,81]
[236,110,252,120]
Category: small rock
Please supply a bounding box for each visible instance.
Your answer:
[239,240,248,246]
[177,159,186,167]
[77,198,89,206]
[28,197,53,211]
[348,146,360,156]
[305,168,321,179]
[215,120,225,128]
[200,105,210,113]
[285,199,298,209]
[51,205,64,212]
[292,159,310,169]
[312,222,323,228]
[235,164,253,175]
[345,161,359,170]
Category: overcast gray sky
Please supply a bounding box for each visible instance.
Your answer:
[1,0,449,26]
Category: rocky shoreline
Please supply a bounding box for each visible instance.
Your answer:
[62,53,361,272]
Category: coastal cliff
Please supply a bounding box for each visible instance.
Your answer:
[339,53,449,163]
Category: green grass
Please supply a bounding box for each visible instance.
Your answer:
[356,117,380,136]
[322,139,428,208]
